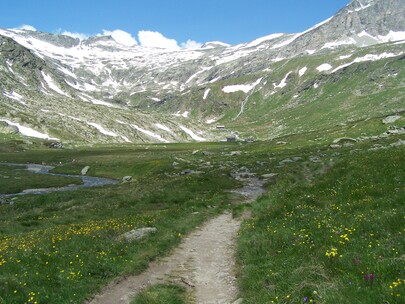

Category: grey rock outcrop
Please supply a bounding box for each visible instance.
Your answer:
[121,176,133,183]
[48,142,64,149]
[119,227,157,242]
[81,166,90,175]
[383,115,401,124]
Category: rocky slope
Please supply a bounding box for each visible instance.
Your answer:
[0,0,404,143]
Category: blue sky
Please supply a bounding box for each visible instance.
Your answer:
[0,0,350,46]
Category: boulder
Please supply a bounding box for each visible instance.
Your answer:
[262,173,278,179]
[333,137,357,144]
[48,142,64,149]
[181,169,204,175]
[121,176,133,183]
[81,166,90,175]
[120,227,157,242]
[382,115,401,124]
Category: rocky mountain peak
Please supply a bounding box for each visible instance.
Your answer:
[1,0,404,144]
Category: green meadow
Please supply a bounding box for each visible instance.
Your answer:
[0,133,404,303]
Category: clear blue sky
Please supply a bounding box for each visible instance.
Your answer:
[0,0,351,45]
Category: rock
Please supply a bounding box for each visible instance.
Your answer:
[239,166,249,172]
[262,173,278,179]
[279,158,294,165]
[119,227,157,242]
[230,151,242,156]
[0,121,18,134]
[81,166,90,175]
[330,144,341,149]
[181,169,204,175]
[276,141,288,145]
[390,139,405,147]
[192,150,199,155]
[48,142,64,149]
[121,176,133,183]
[232,299,244,304]
[386,129,399,135]
[333,137,357,144]
[343,143,354,147]
[309,156,321,163]
[172,161,179,168]
[382,115,401,124]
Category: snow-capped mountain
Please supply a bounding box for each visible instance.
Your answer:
[1,0,404,143]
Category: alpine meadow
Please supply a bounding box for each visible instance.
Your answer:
[0,0,404,303]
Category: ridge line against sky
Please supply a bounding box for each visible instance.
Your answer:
[1,0,351,48]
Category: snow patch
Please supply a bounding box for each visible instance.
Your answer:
[131,124,169,142]
[222,78,262,94]
[202,41,230,49]
[273,17,333,49]
[121,135,131,143]
[332,52,398,72]
[339,54,352,60]
[41,71,70,97]
[87,122,118,137]
[322,38,356,49]
[298,67,308,77]
[185,67,212,85]
[378,31,405,43]
[3,91,27,105]
[316,63,332,72]
[358,30,378,40]
[203,88,211,100]
[244,33,284,48]
[0,119,59,140]
[173,111,189,118]
[205,118,217,124]
[274,72,291,89]
[155,123,172,133]
[179,125,206,141]
[80,93,120,108]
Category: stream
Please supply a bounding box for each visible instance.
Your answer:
[0,163,118,197]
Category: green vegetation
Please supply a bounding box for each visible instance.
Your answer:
[131,284,187,304]
[0,142,238,303]
[0,132,403,303]
[0,165,82,194]
[237,138,405,303]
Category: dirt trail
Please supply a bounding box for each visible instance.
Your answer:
[88,213,241,304]
[88,172,265,304]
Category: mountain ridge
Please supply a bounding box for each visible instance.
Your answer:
[1,0,404,144]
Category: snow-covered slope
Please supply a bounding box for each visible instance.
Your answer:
[0,0,404,143]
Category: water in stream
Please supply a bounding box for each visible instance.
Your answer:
[0,163,118,197]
